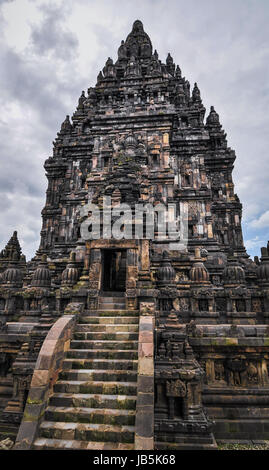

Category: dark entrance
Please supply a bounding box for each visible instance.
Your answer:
[102,250,127,292]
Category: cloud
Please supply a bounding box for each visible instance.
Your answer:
[0,0,84,259]
[0,0,268,260]
[245,236,264,252]
[30,3,79,60]
[250,211,269,229]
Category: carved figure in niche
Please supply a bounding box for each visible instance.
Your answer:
[40,298,49,313]
[166,378,187,420]
[177,272,189,282]
[172,342,183,359]
[199,299,208,312]
[181,166,192,187]
[165,339,173,359]
[178,298,189,312]
[214,361,225,383]
[212,275,221,286]
[247,363,259,384]
[186,320,196,337]
[212,174,221,189]
[30,299,38,310]
[226,358,247,386]
[166,378,186,398]
[216,297,227,312]
[236,299,246,312]
[160,298,173,312]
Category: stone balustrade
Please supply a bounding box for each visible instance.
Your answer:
[134,309,154,450]
[14,312,78,449]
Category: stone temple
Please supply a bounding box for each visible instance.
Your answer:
[0,20,269,450]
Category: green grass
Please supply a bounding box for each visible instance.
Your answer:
[218,442,269,450]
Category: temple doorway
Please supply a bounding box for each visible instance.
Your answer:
[102,249,127,292]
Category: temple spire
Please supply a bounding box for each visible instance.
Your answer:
[0,231,23,261]
[124,19,152,58]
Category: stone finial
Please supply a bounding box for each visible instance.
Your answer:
[102,57,115,78]
[1,231,23,261]
[60,115,72,134]
[166,309,180,328]
[125,19,152,59]
[166,53,173,64]
[125,133,137,149]
[31,255,51,288]
[1,252,22,288]
[190,249,210,284]
[78,90,86,109]
[223,254,245,286]
[175,65,182,78]
[192,82,201,102]
[97,71,103,83]
[254,255,260,266]
[206,106,221,127]
[166,53,175,75]
[261,246,269,258]
[157,251,176,283]
[61,252,79,287]
[184,340,194,359]
[257,245,269,284]
[118,40,127,59]
[153,49,159,60]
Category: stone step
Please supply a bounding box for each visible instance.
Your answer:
[70,340,138,350]
[85,310,138,316]
[45,406,136,426]
[99,298,126,304]
[76,324,139,333]
[74,331,138,341]
[67,349,138,360]
[79,316,139,324]
[49,393,136,410]
[54,380,137,395]
[33,437,134,450]
[39,421,135,443]
[59,369,137,382]
[98,304,126,311]
[62,358,138,371]
[101,292,125,297]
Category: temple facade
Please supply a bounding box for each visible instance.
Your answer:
[0,20,269,450]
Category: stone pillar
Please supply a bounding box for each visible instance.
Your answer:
[88,248,102,310]
[126,248,138,310]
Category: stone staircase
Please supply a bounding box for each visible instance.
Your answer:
[98,294,126,311]
[33,297,139,450]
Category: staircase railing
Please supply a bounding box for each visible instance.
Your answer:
[14,303,83,449]
[134,307,155,450]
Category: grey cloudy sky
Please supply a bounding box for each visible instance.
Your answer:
[0,0,268,260]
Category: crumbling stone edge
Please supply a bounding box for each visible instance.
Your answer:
[134,311,154,450]
[13,311,79,450]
